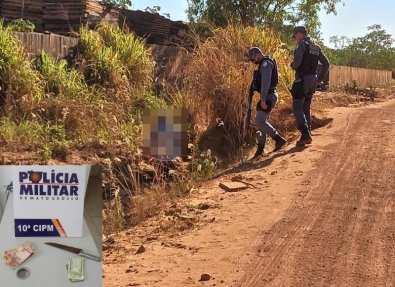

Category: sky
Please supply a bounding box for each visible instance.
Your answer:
[132,0,395,47]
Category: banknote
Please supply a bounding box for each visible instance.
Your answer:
[67,256,85,282]
[3,242,34,269]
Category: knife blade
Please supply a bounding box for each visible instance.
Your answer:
[45,242,101,262]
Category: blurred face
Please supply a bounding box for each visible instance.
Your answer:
[249,53,261,65]
[294,32,305,43]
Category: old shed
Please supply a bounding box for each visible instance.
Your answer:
[0,0,187,43]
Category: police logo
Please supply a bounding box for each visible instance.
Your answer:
[29,171,42,183]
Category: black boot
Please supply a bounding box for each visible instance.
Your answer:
[273,134,287,152]
[250,144,265,160]
[296,130,312,146]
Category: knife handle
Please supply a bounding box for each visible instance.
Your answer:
[78,252,102,262]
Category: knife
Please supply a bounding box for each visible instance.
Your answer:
[45,242,101,262]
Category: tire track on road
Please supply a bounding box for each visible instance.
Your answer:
[237,102,395,287]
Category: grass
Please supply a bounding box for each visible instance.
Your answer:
[78,22,153,91]
[34,51,94,100]
[0,117,70,160]
[0,117,63,143]
[100,136,217,235]
[0,21,43,112]
[96,22,153,89]
[0,21,295,235]
[0,20,162,155]
[0,20,193,235]
[0,21,170,211]
[103,187,126,234]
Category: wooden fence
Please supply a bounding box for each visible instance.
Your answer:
[13,32,78,58]
[9,32,394,89]
[329,65,392,88]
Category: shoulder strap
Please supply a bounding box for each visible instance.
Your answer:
[262,56,278,70]
[263,55,273,64]
[301,39,311,54]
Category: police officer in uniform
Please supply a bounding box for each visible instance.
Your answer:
[291,26,330,146]
[248,47,287,159]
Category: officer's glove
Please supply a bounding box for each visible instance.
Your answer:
[316,81,324,91]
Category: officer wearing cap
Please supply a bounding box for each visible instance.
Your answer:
[290,26,330,146]
[247,47,287,159]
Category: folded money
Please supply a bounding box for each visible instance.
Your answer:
[67,256,85,283]
[3,242,34,269]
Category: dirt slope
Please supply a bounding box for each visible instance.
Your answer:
[103,99,395,287]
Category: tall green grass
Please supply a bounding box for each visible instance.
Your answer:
[0,21,43,109]
[96,22,153,88]
[34,51,92,100]
[79,22,153,89]
[79,27,125,87]
[0,20,162,162]
[0,117,68,145]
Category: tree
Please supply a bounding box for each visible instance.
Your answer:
[329,25,395,70]
[187,0,343,36]
[100,0,132,9]
[145,6,171,18]
[329,35,350,49]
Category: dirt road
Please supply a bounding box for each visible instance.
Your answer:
[103,99,395,287]
[239,100,395,287]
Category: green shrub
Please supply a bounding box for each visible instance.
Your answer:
[0,117,68,145]
[0,117,17,141]
[118,121,142,151]
[0,21,43,107]
[8,19,35,32]
[79,22,153,90]
[34,51,92,99]
[138,92,167,109]
[96,22,153,88]
[190,148,216,179]
[79,27,124,87]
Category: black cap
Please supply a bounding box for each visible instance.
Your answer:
[247,47,263,60]
[292,26,308,38]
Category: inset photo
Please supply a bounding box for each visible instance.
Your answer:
[0,165,102,287]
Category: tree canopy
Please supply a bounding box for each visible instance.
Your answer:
[328,25,395,71]
[100,0,132,9]
[187,0,343,36]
